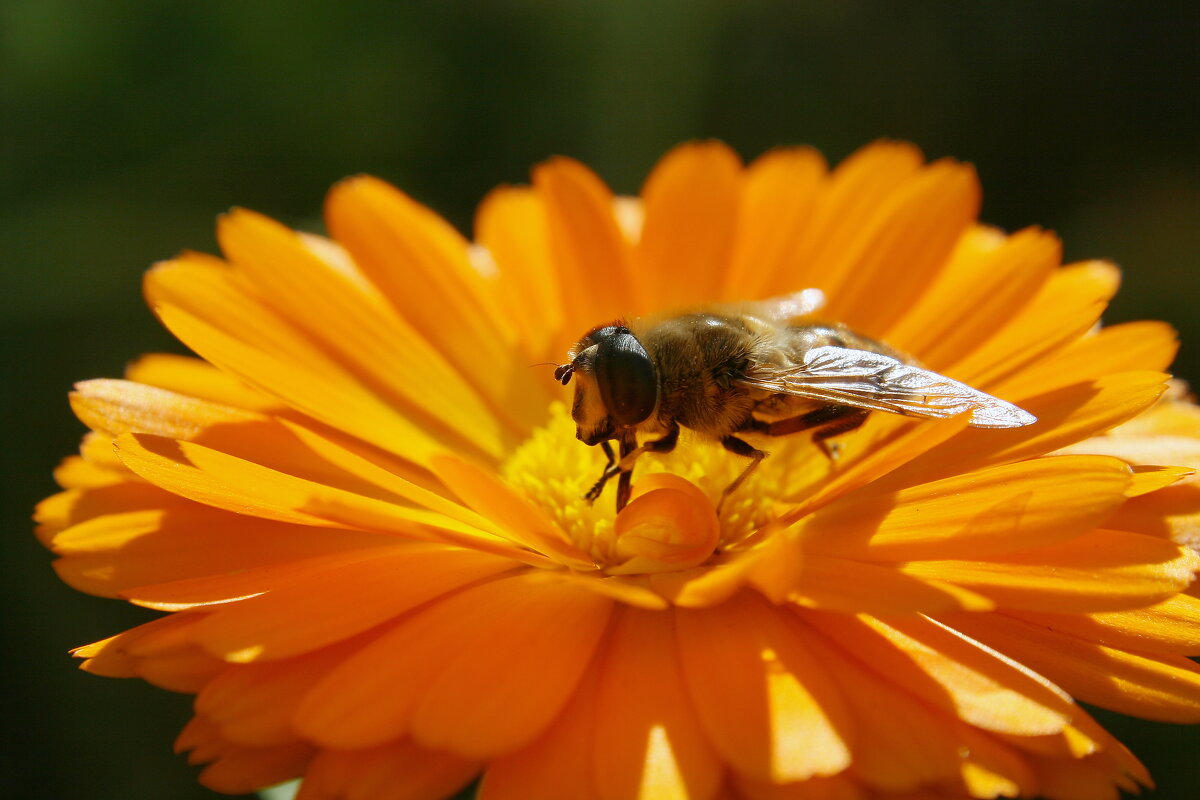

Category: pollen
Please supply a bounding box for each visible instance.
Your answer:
[500,403,822,569]
[500,403,619,563]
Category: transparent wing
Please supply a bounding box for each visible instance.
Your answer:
[743,288,826,322]
[738,346,1037,428]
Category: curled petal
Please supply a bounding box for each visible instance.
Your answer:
[610,474,720,574]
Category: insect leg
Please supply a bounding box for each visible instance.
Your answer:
[615,430,639,512]
[750,405,870,461]
[614,420,683,470]
[756,404,864,436]
[584,440,619,502]
[585,424,681,510]
[620,419,682,509]
[810,408,870,460]
[717,435,768,514]
[641,419,680,455]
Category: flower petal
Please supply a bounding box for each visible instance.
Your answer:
[877,371,1169,489]
[477,666,602,800]
[475,186,564,363]
[532,156,636,331]
[945,611,1200,722]
[51,502,390,599]
[791,622,973,792]
[73,377,448,500]
[950,726,1037,799]
[552,573,669,610]
[1111,389,1200,438]
[1110,483,1200,549]
[949,259,1121,388]
[176,717,315,796]
[724,146,828,300]
[195,646,354,747]
[902,529,1200,613]
[1010,593,1200,656]
[296,572,612,758]
[634,140,742,309]
[37,480,179,544]
[996,320,1178,400]
[789,142,925,296]
[822,159,981,335]
[408,574,612,758]
[146,255,467,464]
[188,544,515,662]
[777,415,972,525]
[804,455,1132,561]
[323,177,544,429]
[73,614,201,677]
[885,225,1061,368]
[802,611,1081,738]
[733,774,864,800]
[801,611,1051,796]
[119,547,407,610]
[124,352,282,411]
[295,740,480,800]
[609,474,720,574]
[77,613,226,692]
[1029,753,1141,800]
[788,554,995,615]
[1079,434,1200,476]
[675,593,852,782]
[50,450,130,490]
[1125,465,1193,497]
[430,453,594,567]
[113,432,544,565]
[71,379,262,442]
[218,208,536,439]
[592,608,722,800]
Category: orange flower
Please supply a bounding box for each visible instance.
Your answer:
[39,141,1200,800]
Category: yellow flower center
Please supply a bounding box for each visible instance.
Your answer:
[501,403,825,574]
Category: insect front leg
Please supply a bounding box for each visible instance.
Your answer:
[615,431,638,512]
[637,419,680,459]
[584,424,680,511]
[582,433,645,510]
[614,423,680,511]
[584,440,620,503]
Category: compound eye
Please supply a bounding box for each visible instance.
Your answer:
[594,330,657,426]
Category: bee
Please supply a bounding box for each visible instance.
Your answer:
[554,289,1036,512]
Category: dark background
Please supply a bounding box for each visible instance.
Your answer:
[2,2,1197,798]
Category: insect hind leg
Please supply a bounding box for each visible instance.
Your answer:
[744,405,870,461]
[810,408,870,460]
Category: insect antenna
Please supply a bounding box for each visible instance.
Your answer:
[530,361,575,385]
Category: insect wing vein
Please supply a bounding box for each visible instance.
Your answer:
[739,346,1035,428]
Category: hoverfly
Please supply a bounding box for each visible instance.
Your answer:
[555,289,1035,511]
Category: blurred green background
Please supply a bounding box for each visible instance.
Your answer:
[2,1,1197,798]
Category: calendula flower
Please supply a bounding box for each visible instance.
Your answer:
[39,141,1200,800]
